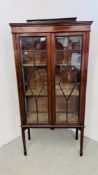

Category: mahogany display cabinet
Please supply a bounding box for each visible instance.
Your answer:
[10,18,92,156]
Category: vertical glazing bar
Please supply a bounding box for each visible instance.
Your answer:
[35,99,39,122]
[51,34,56,124]
[66,100,68,123]
[47,34,52,124]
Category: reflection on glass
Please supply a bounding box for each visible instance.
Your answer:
[69,36,82,50]
[20,37,47,65]
[70,52,81,70]
[20,37,46,50]
[55,36,82,50]
[55,37,68,50]
[20,37,48,123]
[55,36,82,124]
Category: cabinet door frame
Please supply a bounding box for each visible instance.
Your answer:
[51,32,90,126]
[12,33,52,125]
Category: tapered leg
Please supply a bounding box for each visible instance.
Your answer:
[21,128,27,156]
[28,128,31,140]
[75,128,78,140]
[80,128,84,156]
[50,128,54,130]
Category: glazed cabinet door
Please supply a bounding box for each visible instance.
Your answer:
[51,33,84,125]
[16,33,51,124]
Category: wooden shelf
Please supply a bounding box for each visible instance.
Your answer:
[25,86,79,96]
[22,49,47,52]
[25,88,47,96]
[56,113,78,123]
[22,63,80,68]
[55,49,82,52]
[27,112,48,123]
[26,112,78,124]
[22,63,47,67]
[56,84,79,96]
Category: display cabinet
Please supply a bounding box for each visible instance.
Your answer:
[10,18,92,156]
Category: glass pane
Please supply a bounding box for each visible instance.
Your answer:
[26,97,48,123]
[24,67,47,96]
[55,36,82,50]
[55,37,68,50]
[55,51,68,65]
[55,36,82,124]
[20,37,47,50]
[20,37,47,65]
[68,51,81,70]
[56,96,79,123]
[69,36,82,50]
[20,36,48,123]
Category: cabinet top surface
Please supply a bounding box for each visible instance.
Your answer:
[9,17,93,27]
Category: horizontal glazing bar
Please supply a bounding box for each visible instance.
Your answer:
[21,49,47,52]
[54,49,82,52]
[22,64,47,67]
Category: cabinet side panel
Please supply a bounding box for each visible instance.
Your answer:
[79,32,90,125]
[12,34,26,124]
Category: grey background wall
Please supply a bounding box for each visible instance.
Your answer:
[0,0,98,147]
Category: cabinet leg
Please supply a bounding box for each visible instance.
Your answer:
[75,128,78,140]
[28,128,31,140]
[80,128,84,156]
[21,128,27,156]
[50,128,54,130]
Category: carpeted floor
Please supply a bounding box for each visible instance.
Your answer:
[0,129,98,175]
